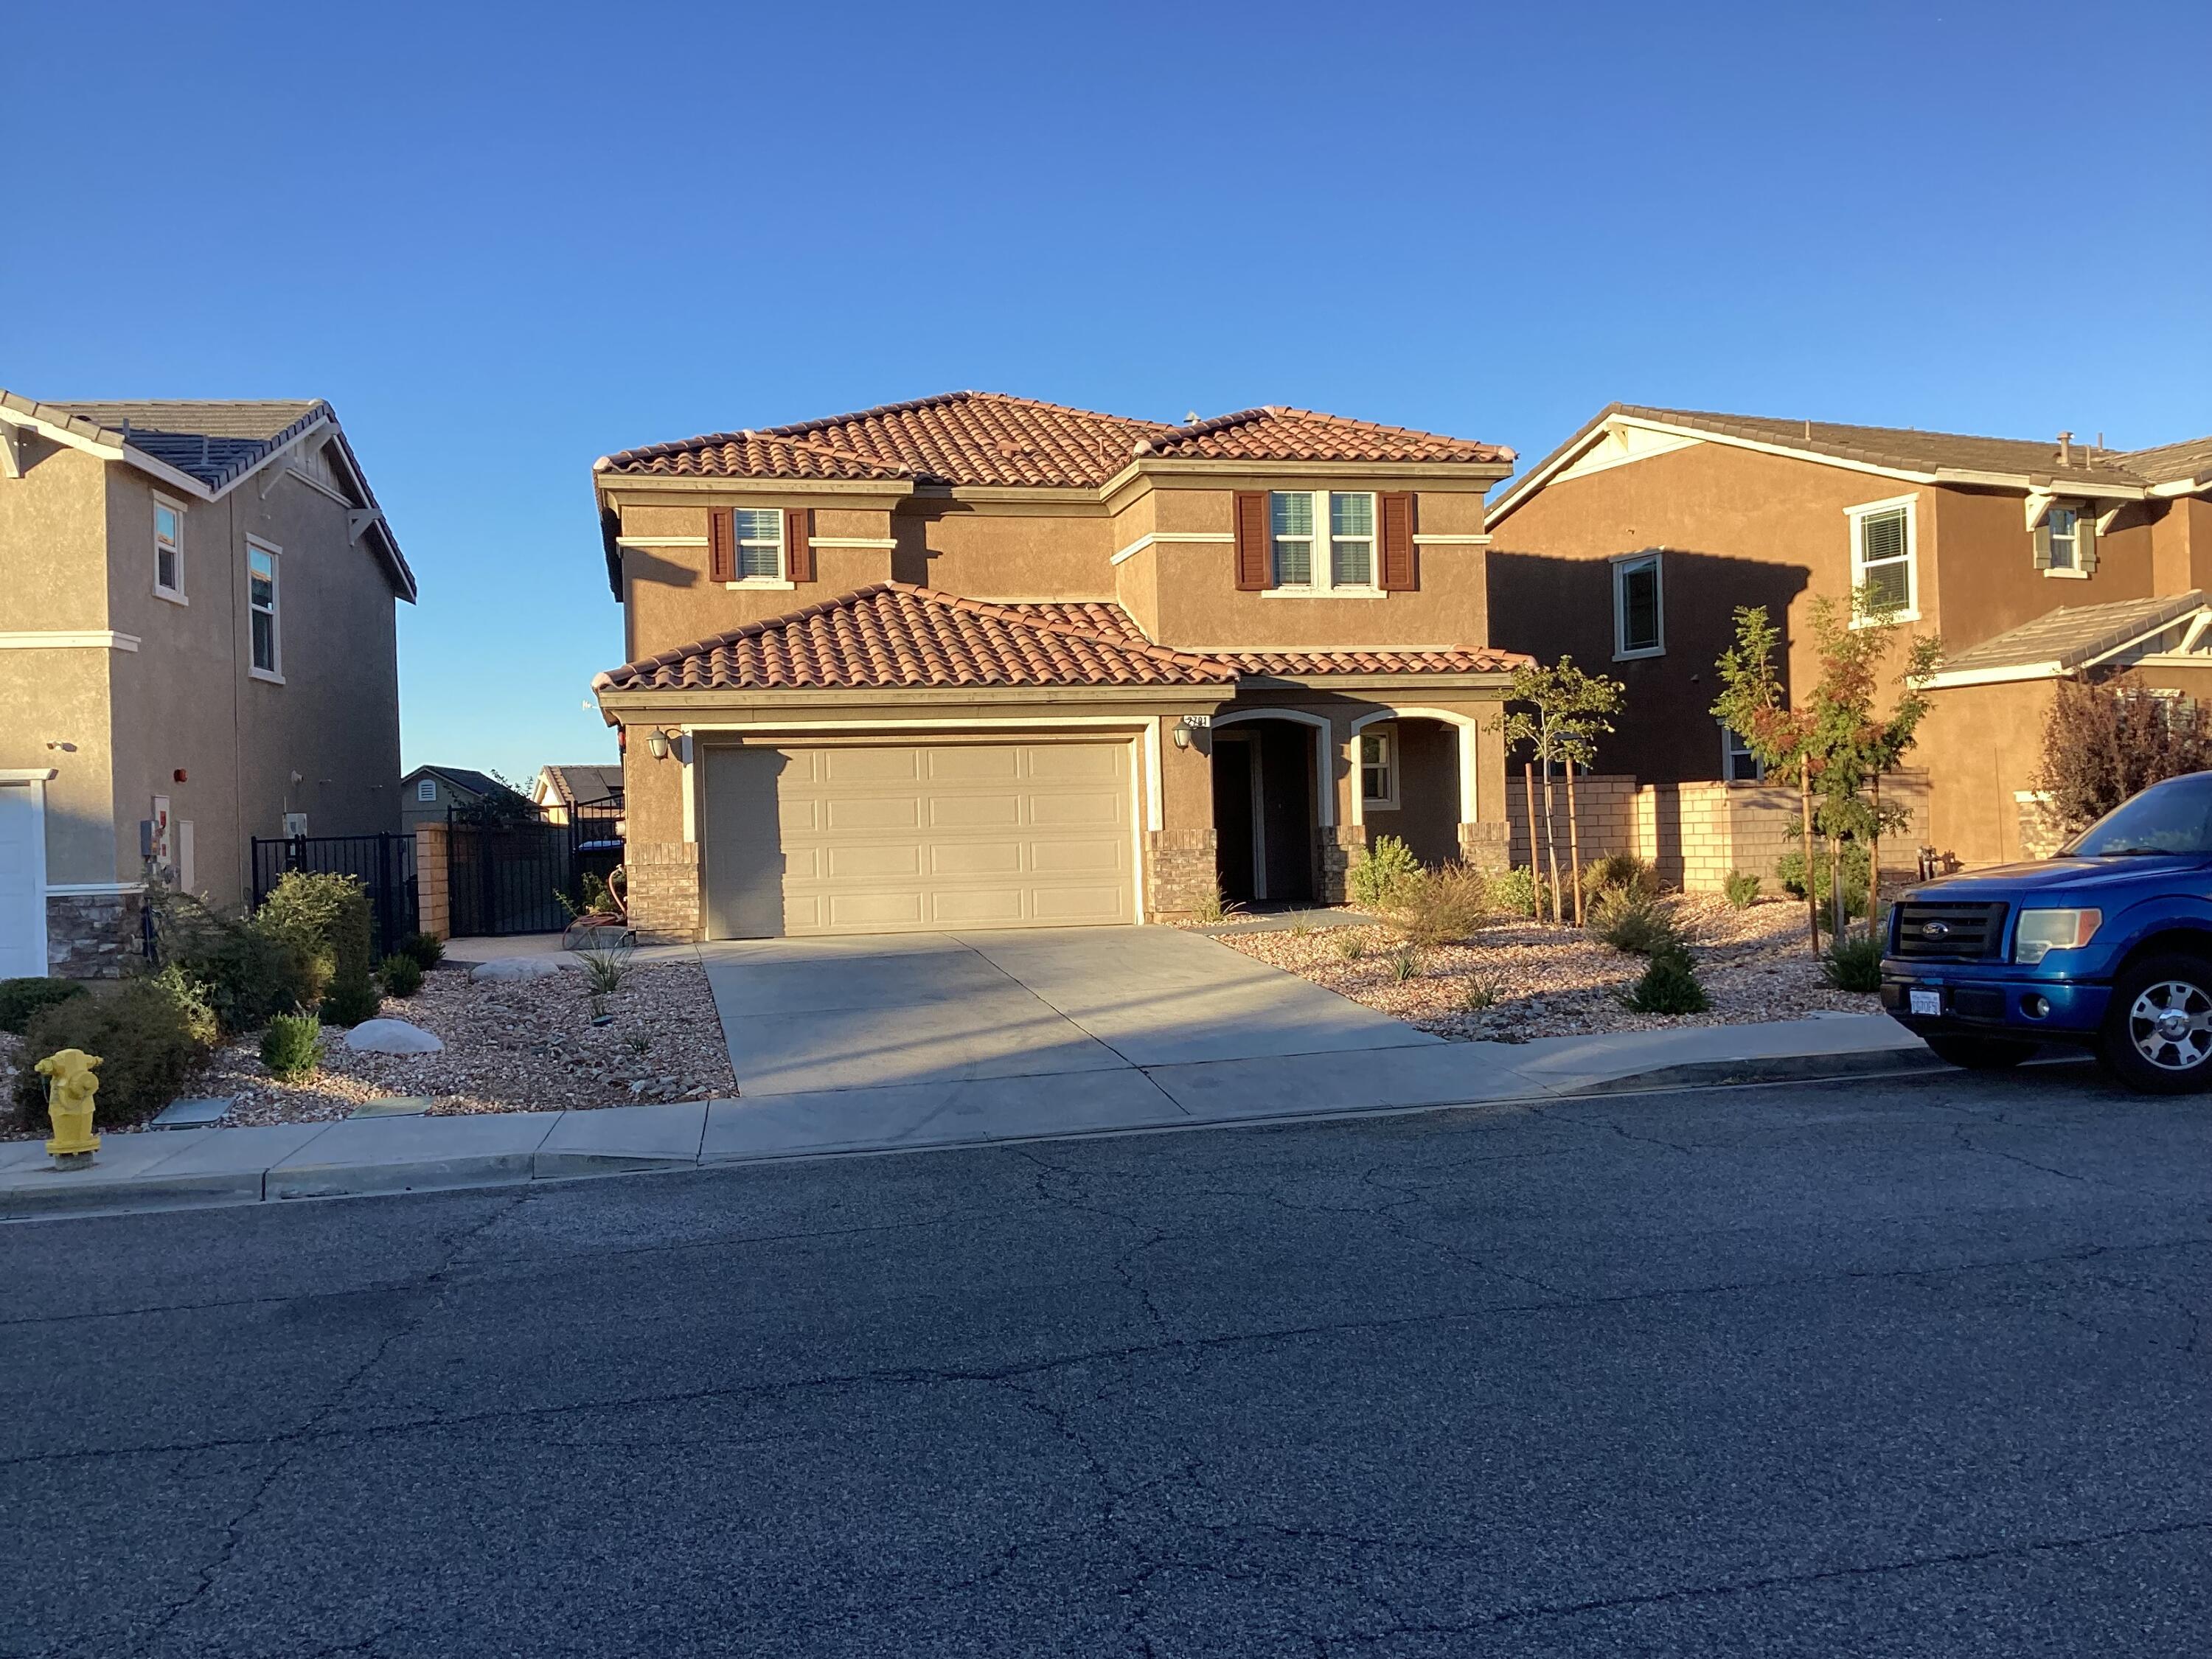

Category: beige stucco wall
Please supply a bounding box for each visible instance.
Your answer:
[1,436,403,915]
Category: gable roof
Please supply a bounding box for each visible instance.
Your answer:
[1933,591,2209,683]
[592,584,1530,700]
[404,765,522,801]
[0,391,416,601]
[534,764,625,806]
[1489,403,2212,527]
[597,391,1511,490]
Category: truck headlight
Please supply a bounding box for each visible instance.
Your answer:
[2014,908,2101,964]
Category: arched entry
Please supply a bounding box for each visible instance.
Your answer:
[1349,707,1480,866]
[1211,711,1330,905]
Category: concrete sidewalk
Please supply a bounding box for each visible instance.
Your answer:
[0,1014,1935,1220]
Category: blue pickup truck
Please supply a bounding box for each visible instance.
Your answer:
[1882,771,2212,1092]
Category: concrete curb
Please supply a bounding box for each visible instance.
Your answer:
[1557,1046,1947,1096]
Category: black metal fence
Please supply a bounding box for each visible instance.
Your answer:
[250,832,420,957]
[446,805,624,937]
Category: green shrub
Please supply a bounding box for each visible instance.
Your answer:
[153,891,315,1034]
[378,953,425,998]
[1492,866,1548,920]
[1335,933,1367,961]
[1589,888,1683,957]
[1820,933,1885,993]
[150,964,220,1051]
[1624,945,1710,1015]
[0,978,88,1035]
[261,1012,323,1081]
[1389,945,1420,982]
[12,979,204,1130]
[1458,975,1503,1013]
[1399,863,1489,947]
[580,945,633,995]
[320,975,383,1028]
[396,931,445,970]
[1777,844,1872,925]
[1582,852,1661,902]
[1723,871,1762,910]
[255,871,373,992]
[1349,835,1424,911]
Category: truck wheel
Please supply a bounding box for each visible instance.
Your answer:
[2099,953,2212,1093]
[1924,1034,2034,1071]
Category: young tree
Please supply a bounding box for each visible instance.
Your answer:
[1492,658,1626,925]
[1712,594,1941,950]
[2034,672,2212,832]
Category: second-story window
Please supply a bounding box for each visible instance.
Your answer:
[155,500,185,600]
[1848,496,1917,620]
[1613,552,1663,658]
[1721,723,1764,782]
[2046,507,2079,571]
[1269,491,1380,592]
[248,545,280,677]
[735,508,783,580]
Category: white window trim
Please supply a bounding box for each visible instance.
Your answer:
[1719,720,1765,784]
[1264,490,1387,599]
[1612,552,1664,659]
[417,778,438,802]
[2042,504,2090,578]
[729,508,787,586]
[1845,494,1921,626]
[153,493,188,605]
[1360,723,1400,811]
[247,535,282,681]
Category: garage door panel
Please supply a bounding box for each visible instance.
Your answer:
[706,740,1134,939]
[931,841,1025,877]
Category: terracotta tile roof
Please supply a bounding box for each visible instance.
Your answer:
[597,392,1509,488]
[595,586,1526,696]
[1136,407,1512,467]
[593,585,1237,693]
[1220,646,1532,676]
[1940,591,2208,675]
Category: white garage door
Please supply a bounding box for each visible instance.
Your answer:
[0,783,47,978]
[703,740,1135,937]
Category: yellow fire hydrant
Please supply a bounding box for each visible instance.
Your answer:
[35,1047,102,1169]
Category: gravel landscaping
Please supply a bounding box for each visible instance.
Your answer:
[4,956,737,1138]
[1212,894,1877,1041]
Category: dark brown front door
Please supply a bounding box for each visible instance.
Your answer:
[1211,736,1257,904]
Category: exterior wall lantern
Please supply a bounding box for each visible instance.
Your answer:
[644,728,672,761]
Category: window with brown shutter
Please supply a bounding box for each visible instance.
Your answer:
[707,509,735,582]
[1379,492,1418,591]
[1234,491,1270,591]
[785,507,813,582]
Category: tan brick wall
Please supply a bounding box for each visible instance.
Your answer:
[1503,773,1638,870]
[2014,791,2069,860]
[1146,827,1218,919]
[413,822,451,940]
[627,840,701,943]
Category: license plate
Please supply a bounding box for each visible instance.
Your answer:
[1908,990,1942,1016]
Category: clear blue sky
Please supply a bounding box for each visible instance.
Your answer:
[8,1,2207,784]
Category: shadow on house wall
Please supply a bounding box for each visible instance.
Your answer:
[1487,549,1812,785]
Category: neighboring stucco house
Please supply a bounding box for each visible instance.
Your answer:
[400,765,530,832]
[588,391,1527,939]
[529,763,624,823]
[1486,406,2212,868]
[0,394,414,978]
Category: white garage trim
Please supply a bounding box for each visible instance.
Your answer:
[1210,709,1335,828]
[1348,707,1480,828]
[0,773,53,978]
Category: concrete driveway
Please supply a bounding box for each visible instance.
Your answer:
[699,925,1439,1152]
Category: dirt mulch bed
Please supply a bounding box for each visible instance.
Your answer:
[1214,894,1874,1041]
[3,958,737,1138]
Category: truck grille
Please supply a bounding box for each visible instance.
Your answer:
[1891,901,2008,961]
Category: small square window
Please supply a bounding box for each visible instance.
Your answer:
[417,779,437,802]
[1360,727,1397,809]
[1613,554,1663,657]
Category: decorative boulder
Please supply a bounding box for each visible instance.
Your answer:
[344,1018,445,1055]
[468,957,566,983]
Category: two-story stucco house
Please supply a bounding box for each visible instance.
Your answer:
[588,392,1527,939]
[1486,406,2212,868]
[0,394,414,977]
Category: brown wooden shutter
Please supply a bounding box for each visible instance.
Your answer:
[2032,518,2053,570]
[1233,491,1270,591]
[785,507,813,582]
[707,509,735,583]
[1379,492,1418,590]
[2077,509,2098,574]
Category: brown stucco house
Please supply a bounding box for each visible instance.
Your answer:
[588,391,1527,940]
[1485,406,2212,869]
[0,393,414,977]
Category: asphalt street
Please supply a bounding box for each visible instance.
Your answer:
[4,1062,2210,1657]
